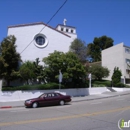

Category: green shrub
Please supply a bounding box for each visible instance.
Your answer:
[125,85,130,88]
[91,80,111,87]
[2,83,64,91]
[111,67,122,86]
[114,83,125,88]
[64,80,89,88]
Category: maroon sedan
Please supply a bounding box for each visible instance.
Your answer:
[25,92,71,108]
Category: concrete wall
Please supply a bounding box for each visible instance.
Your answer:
[102,43,126,80]
[1,87,130,102]
[0,88,109,102]
[102,43,130,83]
[112,87,130,92]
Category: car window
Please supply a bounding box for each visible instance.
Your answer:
[47,93,52,98]
[39,94,44,98]
[44,94,47,98]
[51,93,55,97]
[54,93,60,97]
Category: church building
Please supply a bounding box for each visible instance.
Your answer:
[7,19,77,63]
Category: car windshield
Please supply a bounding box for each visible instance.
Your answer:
[39,94,47,98]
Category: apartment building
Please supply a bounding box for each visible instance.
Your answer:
[102,43,130,84]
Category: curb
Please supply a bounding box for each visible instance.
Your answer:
[0,106,12,109]
[72,92,130,102]
[72,95,117,103]
[0,105,25,109]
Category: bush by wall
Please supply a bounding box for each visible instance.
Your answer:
[2,83,64,91]
[114,83,126,88]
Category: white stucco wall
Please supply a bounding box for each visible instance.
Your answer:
[102,43,125,80]
[8,23,75,63]
[0,88,108,102]
[0,89,88,102]
[124,46,130,78]
[1,87,130,102]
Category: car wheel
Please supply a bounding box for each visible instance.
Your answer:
[32,102,38,108]
[60,100,65,106]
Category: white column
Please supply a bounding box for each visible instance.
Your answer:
[88,73,92,88]
[0,79,2,91]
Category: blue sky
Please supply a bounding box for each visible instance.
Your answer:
[0,0,130,46]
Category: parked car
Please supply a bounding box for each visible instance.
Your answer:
[24,92,71,108]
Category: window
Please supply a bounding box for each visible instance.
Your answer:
[48,94,52,97]
[36,36,45,45]
[126,59,130,64]
[125,48,130,54]
[55,93,60,97]
[66,29,68,32]
[71,29,73,33]
[51,93,55,97]
[61,28,63,31]
[34,34,48,48]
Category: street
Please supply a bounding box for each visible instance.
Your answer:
[0,94,130,130]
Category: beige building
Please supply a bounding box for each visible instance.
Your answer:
[102,43,130,84]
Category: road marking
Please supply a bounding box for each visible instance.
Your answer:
[114,110,125,117]
[0,106,130,126]
[10,109,29,112]
[91,102,102,105]
[55,105,71,108]
[116,98,125,101]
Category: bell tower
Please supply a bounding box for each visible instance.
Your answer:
[56,19,77,39]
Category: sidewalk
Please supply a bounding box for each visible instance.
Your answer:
[0,91,130,109]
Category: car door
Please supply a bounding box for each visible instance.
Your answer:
[44,93,60,106]
[38,94,47,106]
[51,93,61,105]
[43,93,54,106]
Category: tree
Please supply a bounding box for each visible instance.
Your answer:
[70,38,88,63]
[19,61,36,84]
[111,67,122,86]
[87,35,114,62]
[33,58,45,84]
[88,64,110,80]
[43,51,64,83]
[43,51,86,87]
[0,35,21,86]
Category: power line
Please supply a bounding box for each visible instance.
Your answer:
[20,0,68,54]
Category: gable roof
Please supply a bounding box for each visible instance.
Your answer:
[8,22,71,38]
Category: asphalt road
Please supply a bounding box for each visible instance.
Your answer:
[0,94,130,130]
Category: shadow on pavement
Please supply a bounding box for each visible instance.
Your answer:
[107,87,117,92]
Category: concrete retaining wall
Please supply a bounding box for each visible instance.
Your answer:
[0,87,108,102]
[0,87,130,102]
[112,87,130,92]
